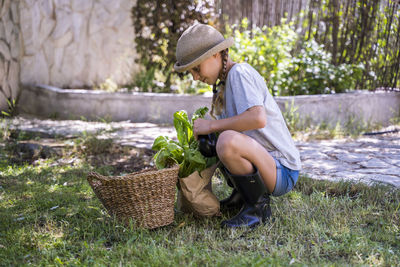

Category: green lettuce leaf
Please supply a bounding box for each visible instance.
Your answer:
[173,110,192,147]
[151,136,170,151]
[154,148,177,169]
[152,107,217,178]
[191,106,209,125]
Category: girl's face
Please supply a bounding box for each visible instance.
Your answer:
[189,53,222,85]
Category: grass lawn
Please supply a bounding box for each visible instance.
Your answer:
[0,132,399,266]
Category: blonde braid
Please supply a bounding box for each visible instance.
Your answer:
[211,49,229,119]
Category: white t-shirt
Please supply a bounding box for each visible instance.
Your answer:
[219,63,301,171]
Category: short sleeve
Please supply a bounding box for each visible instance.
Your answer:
[227,64,265,115]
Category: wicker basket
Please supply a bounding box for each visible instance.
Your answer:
[87,166,179,229]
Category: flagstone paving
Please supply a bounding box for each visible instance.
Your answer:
[3,115,400,188]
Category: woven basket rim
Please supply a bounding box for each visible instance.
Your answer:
[87,165,179,181]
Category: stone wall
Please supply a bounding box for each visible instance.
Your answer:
[19,85,400,126]
[19,0,138,89]
[0,0,21,112]
[1,0,139,111]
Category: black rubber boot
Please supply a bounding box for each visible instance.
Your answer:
[218,166,244,210]
[220,166,272,228]
[220,188,243,209]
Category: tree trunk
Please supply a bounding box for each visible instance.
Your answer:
[331,0,340,64]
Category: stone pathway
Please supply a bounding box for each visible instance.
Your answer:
[3,115,400,188]
[297,134,400,187]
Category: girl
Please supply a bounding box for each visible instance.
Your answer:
[174,24,301,228]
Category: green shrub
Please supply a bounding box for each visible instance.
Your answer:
[303,0,399,90]
[131,0,216,93]
[226,18,297,96]
[227,18,364,96]
[280,39,364,95]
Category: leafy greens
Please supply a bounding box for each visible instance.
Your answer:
[152,107,217,178]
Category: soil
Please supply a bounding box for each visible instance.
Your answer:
[85,146,155,173]
[1,131,155,174]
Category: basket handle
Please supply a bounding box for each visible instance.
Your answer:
[87,172,110,186]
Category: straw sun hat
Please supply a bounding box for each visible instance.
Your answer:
[174,24,234,73]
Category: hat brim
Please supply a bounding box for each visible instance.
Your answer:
[174,37,234,73]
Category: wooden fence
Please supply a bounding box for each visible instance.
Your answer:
[214,0,399,89]
[215,0,309,28]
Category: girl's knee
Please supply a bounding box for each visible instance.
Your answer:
[216,130,240,159]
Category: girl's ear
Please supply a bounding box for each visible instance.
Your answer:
[213,53,221,59]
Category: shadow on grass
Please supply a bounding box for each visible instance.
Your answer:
[296,175,400,205]
[1,159,399,266]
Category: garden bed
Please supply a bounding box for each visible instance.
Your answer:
[18,84,400,127]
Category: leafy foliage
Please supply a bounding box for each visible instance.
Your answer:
[152,107,216,178]
[280,39,364,95]
[1,97,17,117]
[226,18,297,96]
[131,0,217,93]
[227,18,363,96]
[303,0,399,90]
[131,1,398,94]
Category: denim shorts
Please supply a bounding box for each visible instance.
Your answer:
[272,158,299,197]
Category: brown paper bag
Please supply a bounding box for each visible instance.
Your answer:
[177,164,220,217]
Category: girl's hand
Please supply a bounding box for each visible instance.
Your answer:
[193,118,213,139]
[193,106,266,140]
